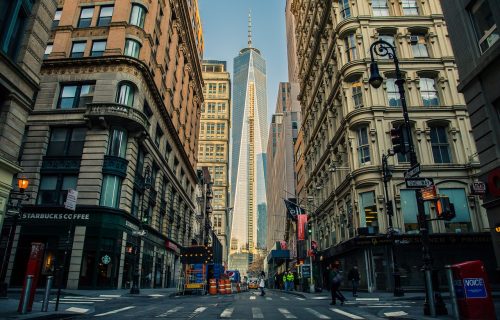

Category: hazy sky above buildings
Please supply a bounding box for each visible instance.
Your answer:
[198,0,288,121]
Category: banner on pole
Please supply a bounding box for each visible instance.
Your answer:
[297,214,308,240]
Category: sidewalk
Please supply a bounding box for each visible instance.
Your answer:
[0,287,178,319]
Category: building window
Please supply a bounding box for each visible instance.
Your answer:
[90,40,106,57]
[131,190,140,217]
[58,83,95,109]
[116,82,135,107]
[97,6,113,27]
[37,175,78,205]
[420,78,439,106]
[44,44,53,59]
[78,7,94,28]
[52,8,62,29]
[352,81,363,109]
[400,189,431,233]
[124,39,141,58]
[359,191,378,233]
[379,34,395,59]
[155,125,163,147]
[402,0,419,15]
[469,0,499,53]
[218,83,227,94]
[439,188,472,233]
[386,78,401,107]
[372,0,389,16]
[339,0,351,19]
[0,0,32,59]
[129,4,146,28]
[70,41,86,58]
[344,33,357,62]
[100,175,122,208]
[411,34,429,57]
[357,126,370,164]
[108,128,127,158]
[430,126,451,163]
[208,83,217,95]
[47,127,87,156]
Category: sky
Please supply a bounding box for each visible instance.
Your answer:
[198,0,288,121]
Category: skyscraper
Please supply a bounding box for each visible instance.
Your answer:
[229,13,268,273]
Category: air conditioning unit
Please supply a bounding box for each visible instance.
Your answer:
[410,35,419,44]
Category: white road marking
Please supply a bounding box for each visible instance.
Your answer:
[311,296,329,300]
[59,297,107,301]
[220,307,234,318]
[355,297,379,301]
[156,306,183,318]
[252,307,264,318]
[192,307,206,315]
[265,297,272,300]
[149,294,165,297]
[360,305,411,308]
[330,308,364,319]
[250,296,256,300]
[94,306,135,317]
[295,297,305,300]
[384,311,408,317]
[66,307,89,313]
[305,308,330,319]
[49,301,96,304]
[280,296,290,300]
[99,294,121,298]
[278,308,297,319]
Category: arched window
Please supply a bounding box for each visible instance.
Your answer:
[124,39,141,58]
[129,4,146,28]
[116,82,135,107]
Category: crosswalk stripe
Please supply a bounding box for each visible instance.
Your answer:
[49,301,96,304]
[330,308,364,319]
[156,306,183,317]
[94,306,135,317]
[355,298,379,301]
[295,297,305,301]
[252,307,264,319]
[280,296,290,300]
[305,308,330,319]
[192,307,206,316]
[265,297,272,300]
[278,308,297,319]
[384,311,408,317]
[220,307,234,318]
[66,307,89,314]
[250,296,256,300]
[99,294,121,298]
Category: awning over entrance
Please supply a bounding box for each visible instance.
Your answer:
[266,249,290,264]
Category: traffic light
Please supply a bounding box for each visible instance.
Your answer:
[436,196,456,221]
[390,125,407,154]
[307,223,313,237]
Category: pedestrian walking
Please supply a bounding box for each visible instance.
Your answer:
[259,277,266,296]
[329,264,346,306]
[286,271,295,291]
[283,273,288,291]
[347,266,360,297]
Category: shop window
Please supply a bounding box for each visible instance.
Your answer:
[108,128,127,158]
[359,191,378,233]
[100,175,122,208]
[400,189,431,233]
[129,4,146,29]
[70,41,86,58]
[47,127,87,156]
[58,83,94,109]
[411,34,429,57]
[339,0,351,19]
[402,0,419,15]
[439,188,472,233]
[52,8,62,29]
[344,33,357,62]
[116,82,135,107]
[430,126,451,163]
[37,174,78,205]
[469,0,499,53]
[91,40,106,57]
[420,78,439,106]
[97,5,113,27]
[357,126,370,164]
[78,7,94,28]
[386,78,402,107]
[372,0,389,16]
[124,39,141,58]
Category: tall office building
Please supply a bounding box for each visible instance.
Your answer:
[229,14,268,273]
[199,60,231,264]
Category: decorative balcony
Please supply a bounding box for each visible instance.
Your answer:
[84,103,150,133]
[41,156,81,172]
[102,155,128,178]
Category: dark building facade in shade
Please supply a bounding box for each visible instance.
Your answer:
[439,0,500,274]
[1,0,205,290]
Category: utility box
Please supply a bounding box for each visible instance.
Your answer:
[451,260,496,320]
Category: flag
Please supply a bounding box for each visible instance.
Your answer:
[283,198,306,219]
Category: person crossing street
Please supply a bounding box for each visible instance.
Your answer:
[329,264,346,306]
[347,266,360,297]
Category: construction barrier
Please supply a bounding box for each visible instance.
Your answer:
[237,283,241,293]
[209,279,217,295]
[218,279,226,295]
[225,280,231,294]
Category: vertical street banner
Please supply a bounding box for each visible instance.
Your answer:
[297,214,308,240]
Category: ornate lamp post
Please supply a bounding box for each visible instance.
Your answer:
[0,177,31,297]
[369,39,435,314]
[130,165,151,294]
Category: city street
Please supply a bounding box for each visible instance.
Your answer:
[23,289,449,320]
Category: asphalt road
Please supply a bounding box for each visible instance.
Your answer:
[51,289,427,319]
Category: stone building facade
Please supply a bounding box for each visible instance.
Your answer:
[3,0,204,290]
[289,0,494,291]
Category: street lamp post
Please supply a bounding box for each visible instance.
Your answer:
[369,39,435,315]
[0,178,30,298]
[130,165,152,294]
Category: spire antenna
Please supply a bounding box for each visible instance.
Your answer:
[248,11,252,48]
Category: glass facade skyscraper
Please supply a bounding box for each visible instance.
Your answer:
[229,15,268,274]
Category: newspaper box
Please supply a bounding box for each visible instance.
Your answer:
[451,260,495,320]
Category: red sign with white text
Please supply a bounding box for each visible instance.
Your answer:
[297,214,308,240]
[18,242,45,312]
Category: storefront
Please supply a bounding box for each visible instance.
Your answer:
[3,205,182,290]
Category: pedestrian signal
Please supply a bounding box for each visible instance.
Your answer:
[436,196,456,221]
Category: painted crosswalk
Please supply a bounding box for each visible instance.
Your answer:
[47,295,116,305]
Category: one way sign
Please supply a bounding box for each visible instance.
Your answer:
[405,177,434,188]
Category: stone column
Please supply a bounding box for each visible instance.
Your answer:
[66,226,86,289]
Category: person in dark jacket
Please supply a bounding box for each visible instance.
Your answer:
[328,264,346,305]
[347,266,360,297]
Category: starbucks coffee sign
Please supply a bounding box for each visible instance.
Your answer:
[20,213,90,220]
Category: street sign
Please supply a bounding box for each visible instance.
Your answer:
[301,265,311,278]
[64,189,78,211]
[405,177,434,188]
[421,185,437,200]
[404,163,421,178]
[133,230,147,236]
[470,181,486,195]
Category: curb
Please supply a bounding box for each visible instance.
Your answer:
[269,289,307,299]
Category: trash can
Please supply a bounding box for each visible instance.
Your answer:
[451,260,496,320]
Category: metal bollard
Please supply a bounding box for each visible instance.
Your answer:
[41,276,53,312]
[425,269,436,317]
[21,275,33,314]
[445,266,460,320]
